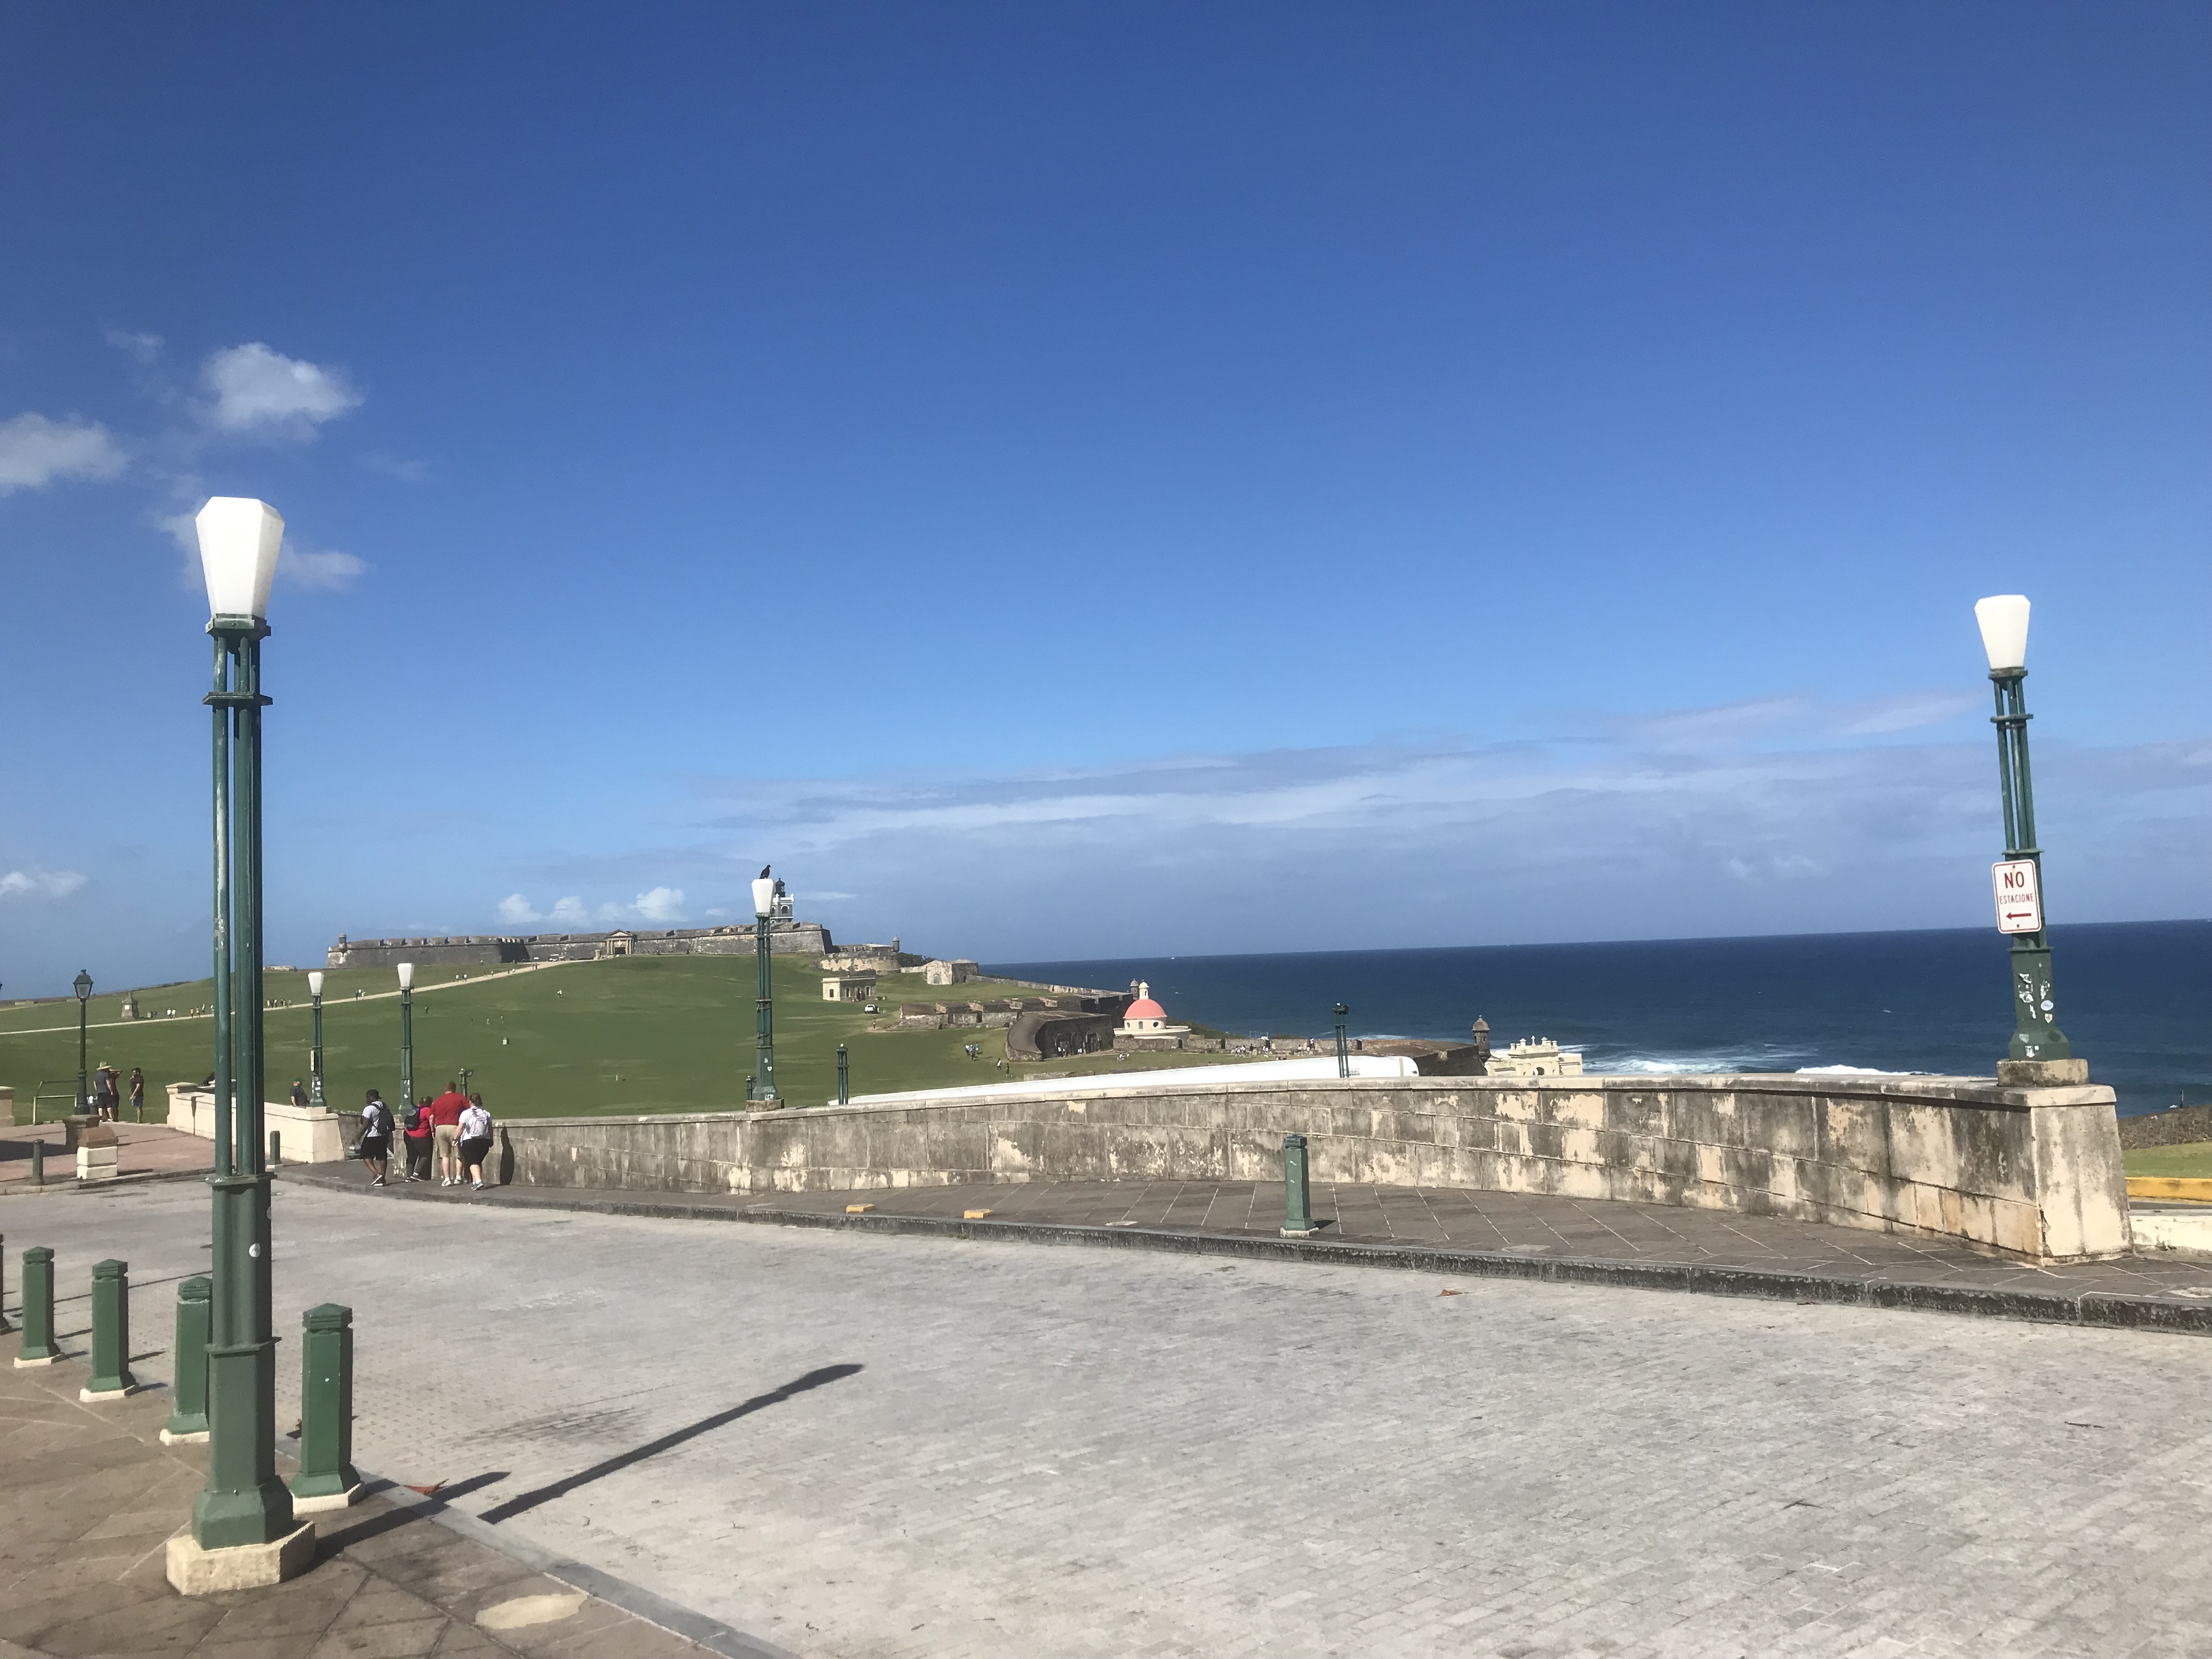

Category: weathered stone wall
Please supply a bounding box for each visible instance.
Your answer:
[496,1071,2132,1262]
[329,922,831,969]
[2117,1103,2212,1150]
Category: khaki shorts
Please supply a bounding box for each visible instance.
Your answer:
[433,1124,460,1155]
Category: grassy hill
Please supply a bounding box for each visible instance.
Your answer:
[0,956,1264,1123]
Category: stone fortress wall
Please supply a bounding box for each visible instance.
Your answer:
[493,1069,2133,1264]
[327,918,832,970]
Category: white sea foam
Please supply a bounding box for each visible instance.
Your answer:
[1794,1064,1911,1076]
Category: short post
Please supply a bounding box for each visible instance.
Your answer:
[163,1277,213,1442]
[0,1233,9,1334]
[82,1259,137,1400]
[1282,1133,1317,1235]
[837,1044,850,1105]
[14,1247,57,1365]
[1334,1003,1350,1079]
[289,1304,360,1511]
[268,1130,281,1169]
[30,1139,43,1187]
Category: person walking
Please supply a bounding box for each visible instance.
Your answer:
[402,1095,435,1182]
[459,1093,494,1192]
[127,1066,144,1122]
[357,1089,393,1186]
[427,1081,470,1186]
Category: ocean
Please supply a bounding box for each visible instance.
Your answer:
[994,920,2210,1119]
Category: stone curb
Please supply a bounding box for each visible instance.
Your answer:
[0,1166,211,1199]
[276,1169,2212,1338]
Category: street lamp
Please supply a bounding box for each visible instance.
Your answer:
[306,971,326,1111]
[73,969,92,1114]
[185,496,298,1572]
[750,868,777,1104]
[397,962,416,1119]
[1334,1003,1350,1079]
[1976,595,2074,1076]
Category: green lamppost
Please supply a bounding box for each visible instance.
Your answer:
[306,971,326,1111]
[1975,595,2077,1080]
[73,969,92,1113]
[749,868,777,1104]
[397,962,416,1115]
[1334,1003,1350,1079]
[180,496,302,1585]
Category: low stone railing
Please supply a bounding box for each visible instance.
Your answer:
[166,1085,351,1165]
[495,1071,2132,1263]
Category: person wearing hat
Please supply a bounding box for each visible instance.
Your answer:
[92,1063,120,1122]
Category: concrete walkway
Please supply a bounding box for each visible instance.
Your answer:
[0,1124,212,1194]
[0,1324,769,1657]
[287,1161,2212,1333]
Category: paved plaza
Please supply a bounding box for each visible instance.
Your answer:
[5,1178,2212,1657]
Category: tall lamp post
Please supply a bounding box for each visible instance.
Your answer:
[306,971,326,1111]
[184,496,300,1576]
[1334,1003,1350,1079]
[397,963,416,1116]
[749,867,777,1104]
[74,969,93,1113]
[1976,595,2076,1079]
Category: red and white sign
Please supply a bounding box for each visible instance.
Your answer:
[1992,859,2044,935]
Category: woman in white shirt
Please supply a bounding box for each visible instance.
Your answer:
[458,1095,494,1192]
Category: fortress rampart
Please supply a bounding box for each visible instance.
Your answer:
[326,919,831,970]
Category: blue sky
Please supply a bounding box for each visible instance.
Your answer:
[2,2,2206,996]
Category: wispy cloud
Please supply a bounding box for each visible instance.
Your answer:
[279,545,368,590]
[359,451,432,483]
[0,414,127,494]
[103,328,164,364]
[200,342,360,437]
[496,887,689,928]
[0,867,88,902]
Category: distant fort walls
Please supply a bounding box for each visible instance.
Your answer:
[495,1070,2131,1263]
[326,919,832,970]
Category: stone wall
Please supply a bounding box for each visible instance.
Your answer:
[2117,1103,2212,1150]
[328,921,832,970]
[495,1071,2132,1263]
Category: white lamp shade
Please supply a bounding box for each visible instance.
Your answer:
[396,961,415,990]
[1974,595,2031,672]
[752,876,777,917]
[307,971,324,996]
[196,498,285,620]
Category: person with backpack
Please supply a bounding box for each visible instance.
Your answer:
[357,1089,394,1186]
[458,1093,494,1192]
[402,1095,436,1182]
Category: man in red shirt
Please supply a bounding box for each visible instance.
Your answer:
[426,1082,471,1187]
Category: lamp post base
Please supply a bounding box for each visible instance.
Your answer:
[165,1521,315,1595]
[1998,1058,2090,1087]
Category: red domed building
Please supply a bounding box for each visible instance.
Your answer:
[1115,980,1191,1045]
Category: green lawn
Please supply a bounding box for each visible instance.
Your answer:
[2123,1142,2212,1180]
[0,957,1268,1123]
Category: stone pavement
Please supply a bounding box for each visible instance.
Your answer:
[9,1178,2212,1658]
[0,1253,771,1655]
[295,1161,2212,1333]
[0,1122,211,1194]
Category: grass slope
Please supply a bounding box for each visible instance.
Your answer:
[2123,1142,2212,1180]
[0,956,1266,1122]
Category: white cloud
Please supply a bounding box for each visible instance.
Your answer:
[201,342,361,437]
[496,894,540,924]
[104,328,164,363]
[359,452,431,483]
[0,414,127,494]
[279,546,368,590]
[0,867,88,902]
[634,886,687,922]
[549,896,591,926]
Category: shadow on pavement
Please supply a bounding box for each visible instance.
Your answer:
[479,1362,864,1523]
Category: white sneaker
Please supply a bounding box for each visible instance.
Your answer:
[440,1176,453,1187]
[471,1180,483,1190]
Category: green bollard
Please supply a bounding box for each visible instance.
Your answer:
[30,1140,43,1187]
[268,1130,281,1168]
[162,1277,212,1442]
[82,1259,137,1400]
[290,1304,360,1511]
[14,1247,57,1365]
[837,1044,850,1105]
[0,1232,10,1335]
[1282,1133,1317,1236]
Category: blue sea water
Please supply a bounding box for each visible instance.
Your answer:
[994,921,2211,1119]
